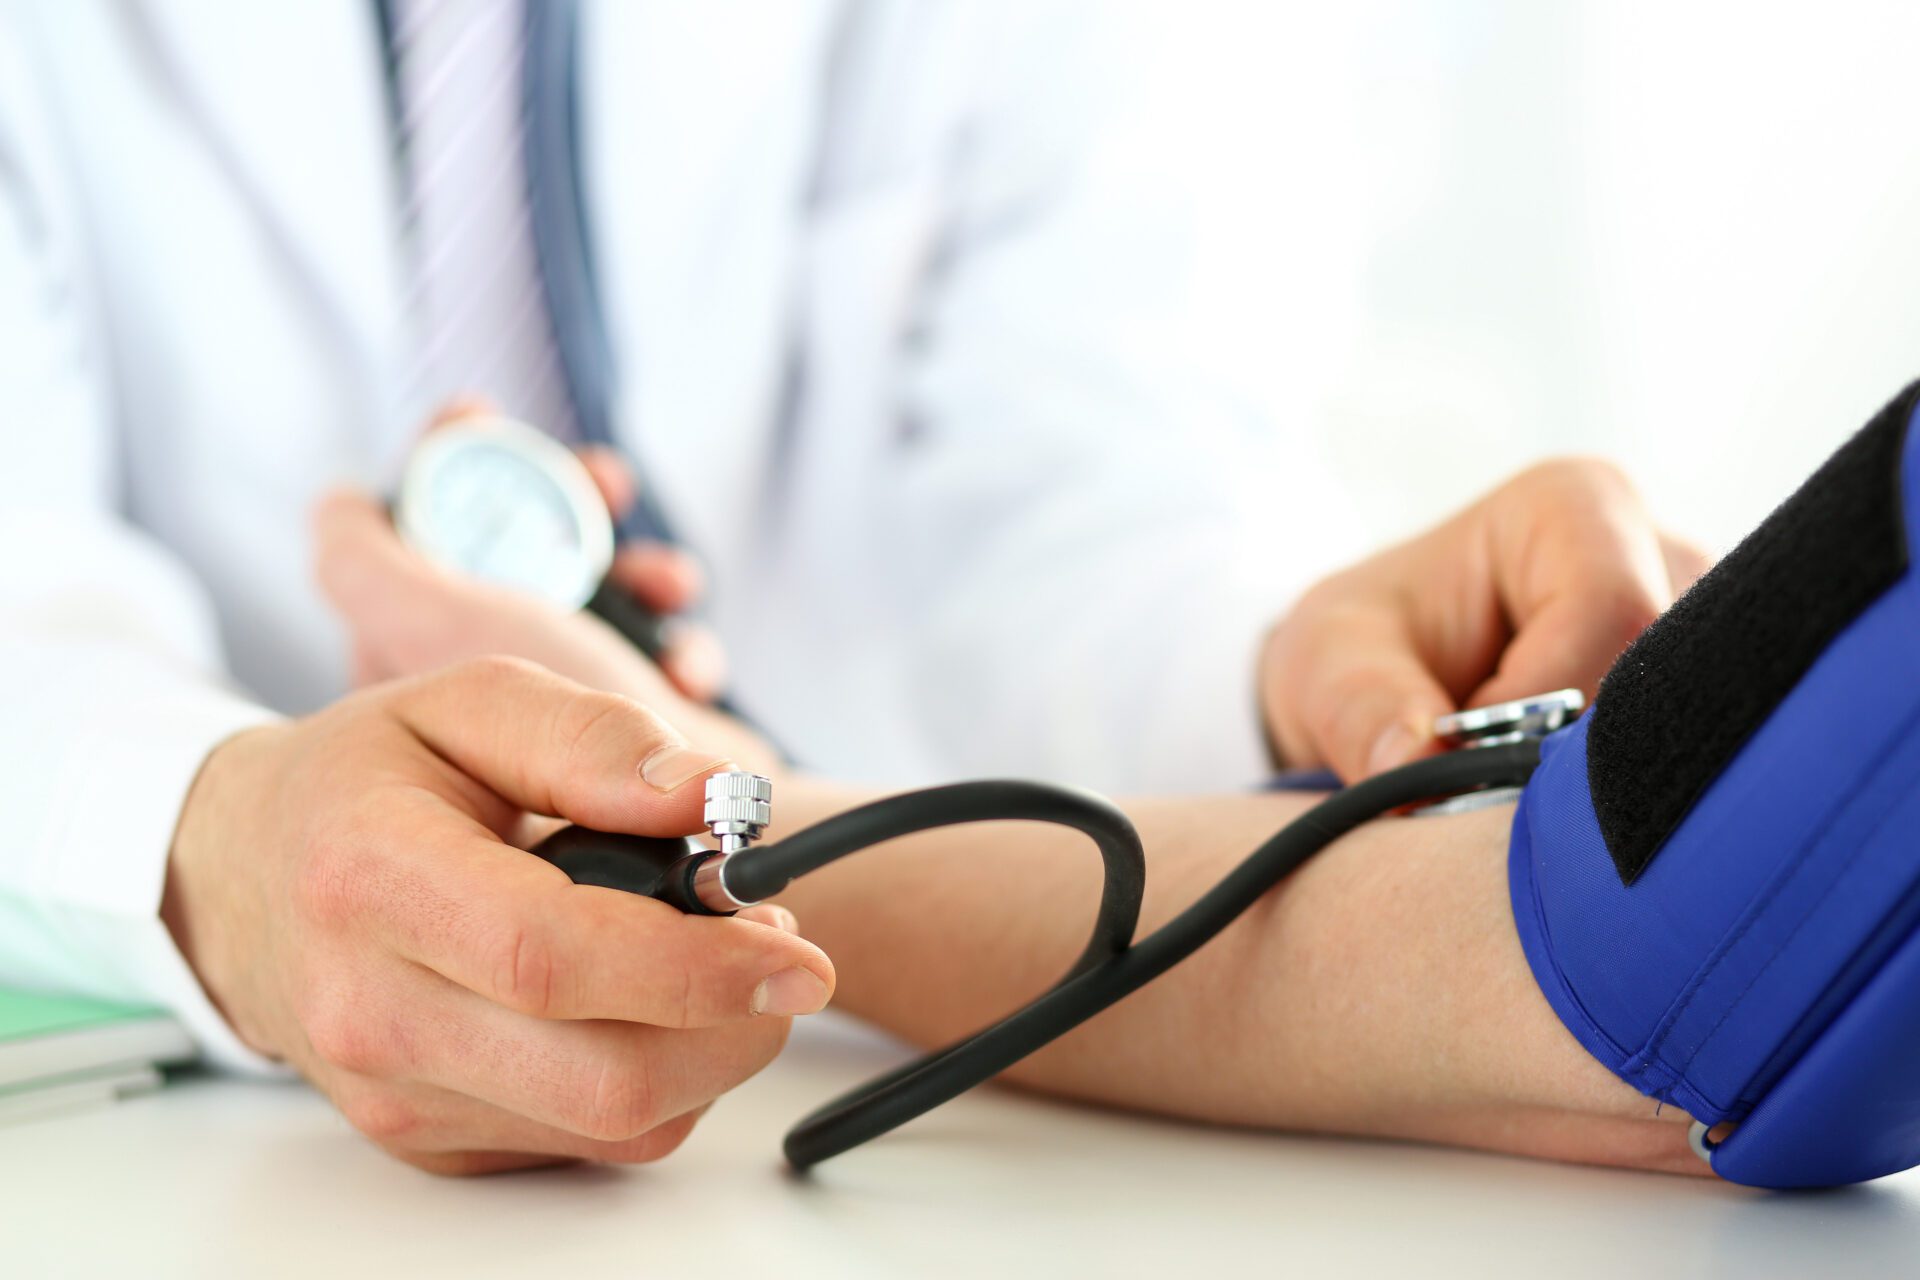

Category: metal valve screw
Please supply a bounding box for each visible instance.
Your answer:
[704,771,773,855]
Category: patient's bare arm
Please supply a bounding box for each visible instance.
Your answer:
[768,781,1705,1176]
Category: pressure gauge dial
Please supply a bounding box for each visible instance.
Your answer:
[394,417,615,610]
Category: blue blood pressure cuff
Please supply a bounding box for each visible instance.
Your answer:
[1510,380,1920,1188]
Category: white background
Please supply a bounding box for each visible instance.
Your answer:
[1137,0,1920,552]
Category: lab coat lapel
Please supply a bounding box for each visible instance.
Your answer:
[125,0,403,366]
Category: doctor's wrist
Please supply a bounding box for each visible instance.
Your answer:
[162,722,295,1059]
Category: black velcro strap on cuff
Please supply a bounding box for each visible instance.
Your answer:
[1588,381,1918,885]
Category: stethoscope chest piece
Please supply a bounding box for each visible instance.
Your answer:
[1417,689,1584,816]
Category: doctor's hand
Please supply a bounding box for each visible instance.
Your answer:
[162,658,834,1175]
[1261,458,1712,782]
[380,397,731,703]
[571,441,729,704]
[312,483,774,777]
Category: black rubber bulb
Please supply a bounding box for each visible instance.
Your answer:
[526,826,721,913]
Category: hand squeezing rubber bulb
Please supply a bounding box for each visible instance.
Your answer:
[527,772,772,915]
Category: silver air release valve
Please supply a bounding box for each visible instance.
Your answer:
[704,771,773,854]
[692,771,773,912]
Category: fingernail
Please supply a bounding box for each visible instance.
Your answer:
[751,967,829,1017]
[737,904,800,936]
[1366,722,1421,776]
[639,744,730,792]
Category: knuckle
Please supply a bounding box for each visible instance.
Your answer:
[307,1003,392,1076]
[1267,594,1366,687]
[575,1057,658,1143]
[1291,573,1362,622]
[488,923,560,1017]
[552,691,639,771]
[1592,583,1663,649]
[389,1148,443,1173]
[606,1111,701,1165]
[414,1151,541,1177]
[1305,670,1408,764]
[1516,454,1637,501]
[1304,680,1372,755]
[682,968,701,1032]
[341,1093,426,1144]
[1665,535,1714,580]
[292,850,356,934]
[1303,696,1351,757]
[392,1148,463,1175]
[292,815,379,933]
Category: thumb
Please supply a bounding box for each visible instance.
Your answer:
[1270,611,1456,782]
[392,656,731,833]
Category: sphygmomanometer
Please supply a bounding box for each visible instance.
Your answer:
[398,384,1920,1188]
[395,417,682,668]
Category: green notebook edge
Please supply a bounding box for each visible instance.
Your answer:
[0,988,171,1041]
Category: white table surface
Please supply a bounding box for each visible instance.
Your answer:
[4,1012,1917,1279]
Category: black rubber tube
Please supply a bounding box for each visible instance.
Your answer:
[777,742,1542,1171]
[724,780,1147,979]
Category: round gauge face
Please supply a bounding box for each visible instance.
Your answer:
[394,419,615,610]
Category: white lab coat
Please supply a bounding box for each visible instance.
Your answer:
[0,0,1345,1063]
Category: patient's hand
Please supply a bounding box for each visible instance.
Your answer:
[1261,458,1712,781]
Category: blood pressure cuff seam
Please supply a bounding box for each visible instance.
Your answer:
[1587,380,1918,886]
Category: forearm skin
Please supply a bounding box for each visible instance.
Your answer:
[767,783,1703,1175]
